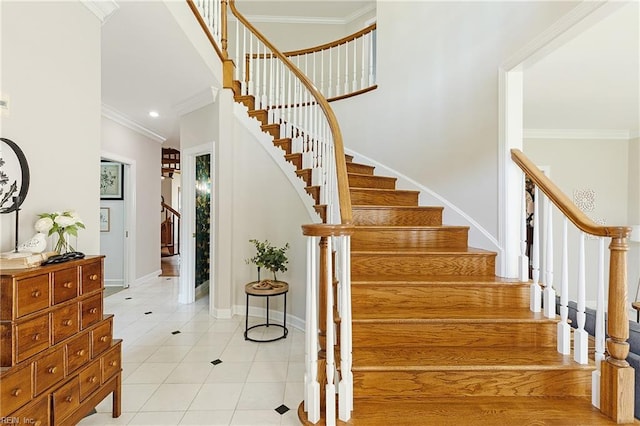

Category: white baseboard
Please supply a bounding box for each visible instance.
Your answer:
[104,279,124,287]
[233,304,304,332]
[133,269,162,286]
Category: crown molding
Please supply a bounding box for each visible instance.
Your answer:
[102,104,166,144]
[236,4,376,25]
[173,87,219,117]
[81,0,119,24]
[524,128,632,140]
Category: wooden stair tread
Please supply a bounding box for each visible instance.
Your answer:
[351,247,496,255]
[352,309,556,322]
[346,397,635,425]
[352,347,592,370]
[352,276,526,285]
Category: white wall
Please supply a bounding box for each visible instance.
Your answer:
[101,117,161,282]
[331,1,578,242]
[0,1,101,254]
[524,137,634,303]
[180,94,314,324]
[100,199,125,286]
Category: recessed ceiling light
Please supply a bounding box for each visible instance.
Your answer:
[149,111,159,118]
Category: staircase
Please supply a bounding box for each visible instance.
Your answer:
[231,87,636,424]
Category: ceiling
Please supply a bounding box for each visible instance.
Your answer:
[524,2,639,138]
[101,1,639,149]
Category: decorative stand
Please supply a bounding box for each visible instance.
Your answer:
[244,281,288,342]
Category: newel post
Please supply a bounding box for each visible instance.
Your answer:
[601,234,635,423]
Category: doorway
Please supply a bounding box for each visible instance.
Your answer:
[179,143,213,305]
[99,153,136,289]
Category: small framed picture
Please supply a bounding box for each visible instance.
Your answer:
[100,161,123,200]
[100,207,110,232]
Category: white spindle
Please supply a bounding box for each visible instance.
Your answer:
[519,174,529,282]
[360,36,366,90]
[248,35,254,96]
[338,236,353,420]
[558,217,570,354]
[543,195,555,319]
[335,45,341,97]
[325,237,336,426]
[352,39,357,92]
[261,42,267,109]
[328,47,333,98]
[592,237,606,407]
[305,237,320,423]
[344,42,349,94]
[368,31,375,86]
[574,231,588,364]
[531,186,541,312]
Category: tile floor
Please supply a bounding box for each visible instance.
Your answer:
[78,276,303,425]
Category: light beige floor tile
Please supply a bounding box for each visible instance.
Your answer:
[128,411,185,425]
[236,382,286,410]
[178,410,234,425]
[165,362,214,384]
[124,362,178,384]
[140,383,202,411]
[230,409,283,425]
[246,361,289,382]
[189,383,244,410]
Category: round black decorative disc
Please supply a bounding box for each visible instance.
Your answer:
[0,138,30,214]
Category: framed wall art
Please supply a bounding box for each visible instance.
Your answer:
[100,207,110,232]
[100,161,123,200]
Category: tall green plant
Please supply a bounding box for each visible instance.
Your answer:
[246,239,289,281]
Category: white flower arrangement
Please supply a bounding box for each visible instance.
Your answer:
[36,210,85,253]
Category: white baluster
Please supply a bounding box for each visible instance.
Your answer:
[592,237,606,407]
[261,42,267,109]
[519,174,529,282]
[344,41,349,95]
[531,186,541,312]
[360,35,366,90]
[574,231,588,364]
[328,47,333,99]
[305,237,320,423]
[543,196,555,319]
[352,39,357,93]
[248,35,255,97]
[241,27,247,95]
[325,237,336,426]
[335,44,341,97]
[558,217,570,354]
[338,235,353,420]
[368,30,376,86]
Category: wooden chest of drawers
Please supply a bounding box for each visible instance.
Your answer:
[0,256,122,424]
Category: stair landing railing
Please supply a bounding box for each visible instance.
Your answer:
[512,149,634,423]
[161,200,181,256]
[188,1,355,423]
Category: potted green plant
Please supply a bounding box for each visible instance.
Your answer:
[246,239,289,284]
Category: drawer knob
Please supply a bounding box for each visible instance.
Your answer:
[89,308,98,314]
[63,281,73,288]
[11,388,22,397]
[109,360,117,367]
[65,396,73,403]
[32,333,41,341]
[89,274,98,281]
[89,376,98,383]
[63,319,73,326]
[100,336,109,342]
[48,366,58,374]
[76,349,86,356]
[31,290,41,298]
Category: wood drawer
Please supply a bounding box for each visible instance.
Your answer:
[52,303,79,345]
[101,340,122,383]
[78,359,102,401]
[65,332,90,374]
[34,347,65,396]
[16,274,49,318]
[81,259,102,295]
[0,362,32,416]
[91,318,112,357]
[52,377,80,423]
[9,394,50,426]
[80,294,102,330]
[16,313,50,363]
[52,267,78,305]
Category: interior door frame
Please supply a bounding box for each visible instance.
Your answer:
[179,143,214,304]
[100,151,136,288]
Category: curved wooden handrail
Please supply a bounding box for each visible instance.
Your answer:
[283,23,376,57]
[229,0,353,225]
[302,224,354,238]
[187,0,226,62]
[511,149,630,239]
[161,201,181,218]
